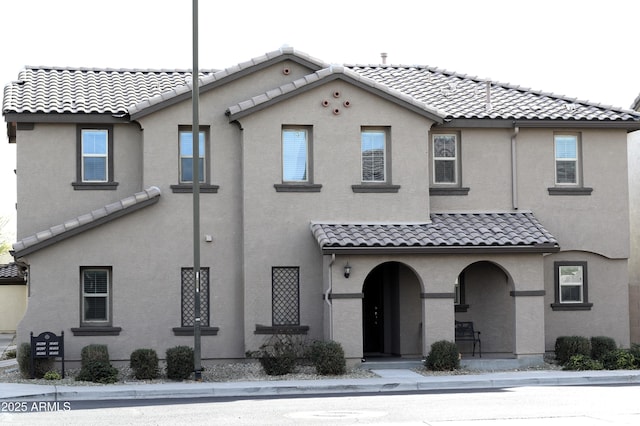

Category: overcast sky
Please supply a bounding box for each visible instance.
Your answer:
[1,0,639,243]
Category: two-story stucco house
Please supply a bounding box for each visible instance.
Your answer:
[4,48,640,367]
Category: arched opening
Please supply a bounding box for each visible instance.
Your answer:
[362,261,421,358]
[455,261,515,357]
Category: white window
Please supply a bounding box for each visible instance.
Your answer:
[282,128,308,182]
[433,134,457,184]
[361,130,386,182]
[555,134,578,185]
[81,129,108,182]
[179,129,206,183]
[558,264,584,303]
[82,268,110,324]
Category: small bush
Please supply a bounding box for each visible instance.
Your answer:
[130,348,159,380]
[308,340,346,376]
[3,349,16,359]
[590,336,617,361]
[425,340,460,371]
[601,349,636,370]
[555,336,590,365]
[43,370,62,380]
[252,333,303,376]
[563,354,603,371]
[76,360,119,384]
[629,343,640,368]
[81,344,110,366]
[17,342,55,379]
[166,346,194,380]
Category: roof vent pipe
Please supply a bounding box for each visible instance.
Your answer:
[381,52,387,64]
[485,79,492,111]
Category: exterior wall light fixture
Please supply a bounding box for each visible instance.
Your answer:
[344,263,351,278]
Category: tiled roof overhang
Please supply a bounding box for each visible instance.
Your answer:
[311,212,560,255]
[12,186,161,258]
[0,263,25,284]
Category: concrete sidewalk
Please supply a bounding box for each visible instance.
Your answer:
[2,368,640,402]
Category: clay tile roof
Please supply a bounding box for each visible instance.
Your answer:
[12,186,161,258]
[310,211,559,253]
[0,263,25,282]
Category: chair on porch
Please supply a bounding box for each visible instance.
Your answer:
[454,320,481,357]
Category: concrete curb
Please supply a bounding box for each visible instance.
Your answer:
[2,370,640,402]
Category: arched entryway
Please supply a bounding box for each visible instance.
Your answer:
[362,262,421,358]
[455,261,515,356]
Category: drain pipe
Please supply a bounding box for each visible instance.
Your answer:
[325,254,335,340]
[511,124,520,210]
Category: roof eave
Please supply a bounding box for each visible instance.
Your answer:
[320,244,560,255]
[3,112,131,124]
[437,118,640,130]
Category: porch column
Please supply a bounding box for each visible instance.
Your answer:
[421,292,455,355]
[330,293,364,364]
[511,290,546,359]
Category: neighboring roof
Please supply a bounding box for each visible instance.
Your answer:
[0,263,25,284]
[632,92,640,112]
[12,186,161,258]
[310,212,559,254]
[3,47,639,127]
[226,65,447,123]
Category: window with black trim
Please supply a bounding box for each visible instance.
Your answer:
[275,126,321,192]
[548,133,592,195]
[73,125,118,190]
[171,126,218,193]
[430,131,469,196]
[551,261,593,310]
[454,273,469,312]
[272,267,300,326]
[352,126,399,193]
[181,267,210,327]
[81,267,112,326]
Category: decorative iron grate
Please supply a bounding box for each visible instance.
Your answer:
[181,267,209,327]
[272,267,300,326]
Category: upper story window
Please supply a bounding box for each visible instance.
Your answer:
[548,133,591,195]
[555,134,578,185]
[430,131,468,196]
[73,125,117,190]
[361,129,386,182]
[551,261,593,311]
[433,133,457,184]
[171,126,218,193]
[352,127,399,193]
[180,129,206,183]
[81,267,111,326]
[274,126,321,192]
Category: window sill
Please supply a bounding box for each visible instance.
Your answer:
[430,187,470,196]
[274,184,322,192]
[254,325,309,335]
[172,326,219,336]
[352,184,400,193]
[547,187,593,196]
[72,182,119,190]
[171,184,220,193]
[71,326,122,336]
[455,304,469,313]
[550,302,593,311]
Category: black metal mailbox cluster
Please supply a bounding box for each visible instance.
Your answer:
[30,331,65,378]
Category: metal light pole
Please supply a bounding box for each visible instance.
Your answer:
[192,0,202,381]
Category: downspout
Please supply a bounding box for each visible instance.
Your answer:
[511,124,520,210]
[325,254,335,340]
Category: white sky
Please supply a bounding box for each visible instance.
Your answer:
[1,0,639,243]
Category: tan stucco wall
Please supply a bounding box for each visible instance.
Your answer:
[629,130,640,344]
[0,285,27,333]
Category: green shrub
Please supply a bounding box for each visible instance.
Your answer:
[43,370,62,380]
[308,340,346,376]
[130,348,159,380]
[252,333,302,376]
[3,349,16,359]
[76,360,119,384]
[563,354,603,371]
[166,346,194,380]
[590,336,617,361]
[555,336,590,365]
[81,344,110,366]
[17,342,55,379]
[601,349,636,370]
[629,343,640,368]
[425,340,460,371]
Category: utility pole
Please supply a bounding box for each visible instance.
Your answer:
[192,0,202,382]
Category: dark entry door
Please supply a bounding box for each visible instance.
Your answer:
[363,275,384,354]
